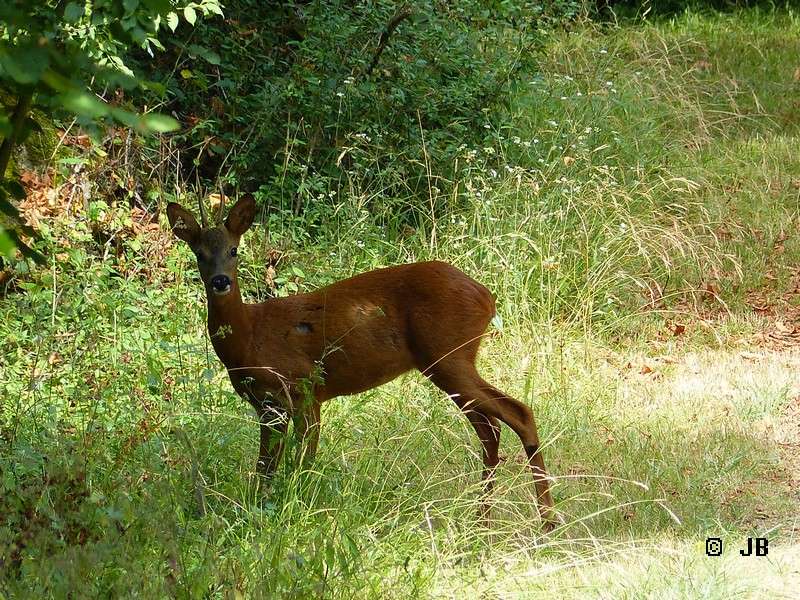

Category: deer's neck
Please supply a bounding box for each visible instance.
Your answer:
[206,281,251,368]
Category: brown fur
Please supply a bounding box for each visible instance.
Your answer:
[166,196,556,529]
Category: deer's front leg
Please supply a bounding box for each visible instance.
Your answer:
[292,400,321,466]
[256,404,289,477]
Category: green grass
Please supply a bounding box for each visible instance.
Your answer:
[3,7,800,598]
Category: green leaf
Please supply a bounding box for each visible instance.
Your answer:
[166,12,179,31]
[0,46,50,85]
[0,227,15,258]
[204,1,224,16]
[60,91,110,119]
[64,2,84,22]
[129,26,148,45]
[139,113,180,133]
[123,0,140,11]
[141,79,167,96]
[187,44,221,65]
[109,107,141,129]
[184,6,197,25]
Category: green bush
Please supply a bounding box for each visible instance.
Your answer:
[0,0,221,260]
[133,0,584,216]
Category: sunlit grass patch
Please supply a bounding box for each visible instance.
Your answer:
[438,539,800,599]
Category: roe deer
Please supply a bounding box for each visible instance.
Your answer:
[166,195,556,529]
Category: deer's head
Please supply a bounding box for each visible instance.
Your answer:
[166,195,256,297]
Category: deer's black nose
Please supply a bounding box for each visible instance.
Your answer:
[210,275,231,292]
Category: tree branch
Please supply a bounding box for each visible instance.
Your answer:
[365,4,413,77]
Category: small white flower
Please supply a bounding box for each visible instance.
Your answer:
[336,91,345,97]
[606,81,613,86]
[599,49,608,54]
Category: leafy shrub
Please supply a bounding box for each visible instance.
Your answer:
[0,0,221,260]
[133,0,584,217]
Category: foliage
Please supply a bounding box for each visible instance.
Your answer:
[0,0,222,261]
[131,0,584,218]
[598,0,788,17]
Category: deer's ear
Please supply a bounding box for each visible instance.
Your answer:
[167,202,200,245]
[225,195,256,236]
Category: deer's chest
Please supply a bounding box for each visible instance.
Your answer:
[224,345,316,414]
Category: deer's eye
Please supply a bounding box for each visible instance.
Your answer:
[230,247,238,257]
[197,251,208,262]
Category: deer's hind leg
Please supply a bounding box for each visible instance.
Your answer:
[462,409,501,521]
[465,411,501,488]
[427,358,556,530]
